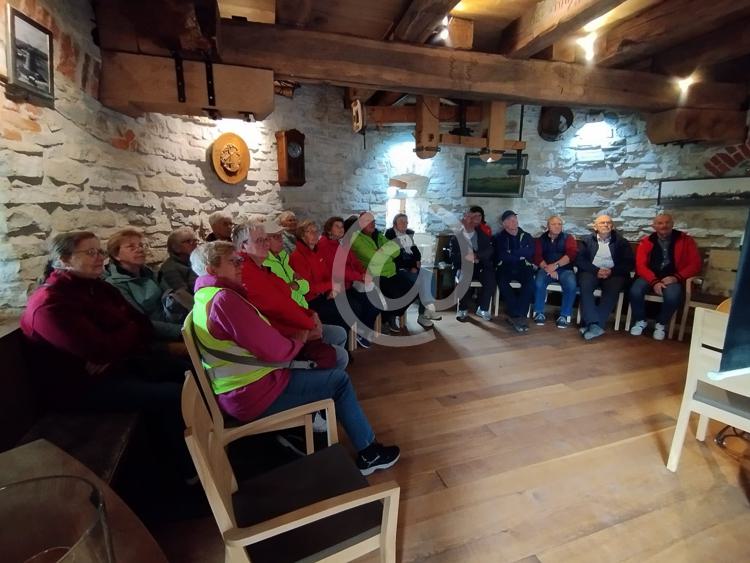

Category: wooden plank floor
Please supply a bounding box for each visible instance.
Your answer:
[154,312,750,562]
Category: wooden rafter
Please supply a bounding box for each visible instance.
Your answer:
[596,0,750,68]
[218,21,747,112]
[391,0,461,43]
[367,104,482,126]
[500,0,628,59]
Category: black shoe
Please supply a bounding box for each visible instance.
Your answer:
[356,443,401,475]
[355,334,372,348]
[556,316,570,329]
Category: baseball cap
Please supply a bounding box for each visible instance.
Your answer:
[501,210,517,222]
[264,219,285,234]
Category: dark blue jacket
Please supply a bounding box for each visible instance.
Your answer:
[493,228,534,271]
[449,228,494,272]
[576,230,634,278]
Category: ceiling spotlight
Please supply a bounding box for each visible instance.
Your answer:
[442,16,449,26]
[677,75,695,93]
[576,32,597,62]
[438,27,450,41]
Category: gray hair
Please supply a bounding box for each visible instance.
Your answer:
[167,226,196,254]
[190,241,234,276]
[48,231,97,269]
[208,210,232,227]
[278,210,297,225]
[231,220,265,251]
[392,213,408,227]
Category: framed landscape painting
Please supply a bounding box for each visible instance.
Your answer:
[5,5,54,100]
[463,153,528,198]
[658,176,750,206]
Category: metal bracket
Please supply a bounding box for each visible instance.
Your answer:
[205,60,216,106]
[173,53,186,103]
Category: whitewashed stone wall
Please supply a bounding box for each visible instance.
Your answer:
[0,0,746,316]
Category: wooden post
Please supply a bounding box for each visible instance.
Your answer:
[415,96,441,159]
[481,101,507,160]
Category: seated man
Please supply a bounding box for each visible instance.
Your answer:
[449,208,495,322]
[576,214,634,341]
[494,210,534,332]
[532,215,578,329]
[206,211,233,242]
[189,241,400,475]
[629,213,701,340]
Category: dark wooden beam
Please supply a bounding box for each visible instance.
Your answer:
[500,0,627,59]
[646,109,748,144]
[391,0,461,43]
[367,104,482,126]
[218,21,747,112]
[652,18,750,77]
[596,0,750,68]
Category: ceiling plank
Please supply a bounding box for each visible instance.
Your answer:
[391,0,461,43]
[367,104,482,125]
[596,0,750,68]
[652,18,750,77]
[646,109,748,144]
[218,21,747,112]
[500,0,628,59]
[218,0,274,23]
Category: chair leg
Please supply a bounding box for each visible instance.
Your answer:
[668,313,677,340]
[614,292,624,331]
[304,416,314,455]
[666,406,694,472]
[678,302,691,342]
[493,286,500,317]
[399,313,406,330]
[696,414,710,442]
[348,325,357,352]
[374,314,382,335]
[625,303,632,331]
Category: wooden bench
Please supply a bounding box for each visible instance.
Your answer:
[0,323,140,485]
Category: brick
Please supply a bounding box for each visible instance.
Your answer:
[2,128,22,141]
[56,33,80,81]
[739,143,750,160]
[716,152,739,168]
[704,161,723,177]
[0,110,41,132]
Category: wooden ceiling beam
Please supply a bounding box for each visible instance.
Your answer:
[500,0,627,59]
[652,18,750,77]
[367,104,482,126]
[596,0,750,68]
[646,109,748,144]
[391,0,461,43]
[218,21,747,112]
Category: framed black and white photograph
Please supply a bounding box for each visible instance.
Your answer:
[658,176,750,206]
[5,5,54,100]
[463,153,528,198]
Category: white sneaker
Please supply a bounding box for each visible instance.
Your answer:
[312,412,327,433]
[423,304,442,320]
[630,320,648,336]
[653,323,666,341]
[476,308,492,321]
[417,314,434,328]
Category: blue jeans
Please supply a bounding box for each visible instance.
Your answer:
[629,277,682,325]
[534,269,577,318]
[321,324,348,369]
[262,368,375,451]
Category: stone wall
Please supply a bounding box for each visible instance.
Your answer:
[0,0,747,316]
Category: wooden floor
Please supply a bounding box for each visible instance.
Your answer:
[154,312,750,562]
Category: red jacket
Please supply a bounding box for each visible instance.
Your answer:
[240,253,315,336]
[635,230,702,286]
[20,269,153,396]
[289,240,334,299]
[316,235,367,290]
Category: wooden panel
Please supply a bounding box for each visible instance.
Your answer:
[99,51,274,120]
[645,109,748,144]
[366,104,482,125]
[218,0,274,23]
[218,21,748,112]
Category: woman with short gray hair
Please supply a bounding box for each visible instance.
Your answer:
[159,227,199,313]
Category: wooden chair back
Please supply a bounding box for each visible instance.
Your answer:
[701,249,740,297]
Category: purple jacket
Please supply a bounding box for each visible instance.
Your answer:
[194,274,304,421]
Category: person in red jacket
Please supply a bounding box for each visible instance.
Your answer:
[21,231,191,478]
[629,214,702,340]
[291,219,378,344]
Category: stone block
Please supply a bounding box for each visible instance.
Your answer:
[0,152,44,178]
[104,191,162,209]
[44,158,89,185]
[578,167,619,184]
[140,173,188,195]
[163,196,201,212]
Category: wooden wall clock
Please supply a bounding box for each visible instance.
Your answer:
[275,129,306,186]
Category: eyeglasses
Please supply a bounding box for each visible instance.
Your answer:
[229,256,244,266]
[122,242,148,251]
[73,248,107,258]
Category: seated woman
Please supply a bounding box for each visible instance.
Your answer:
[291,220,379,341]
[233,220,349,369]
[385,213,441,328]
[262,219,310,308]
[189,241,400,475]
[20,231,192,479]
[158,226,199,315]
[105,228,182,341]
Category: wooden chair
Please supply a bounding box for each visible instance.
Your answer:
[666,307,750,472]
[182,376,401,563]
[182,312,326,452]
[678,249,740,341]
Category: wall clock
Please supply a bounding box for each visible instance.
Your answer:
[275,129,305,186]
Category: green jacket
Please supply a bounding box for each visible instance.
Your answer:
[263,250,310,308]
[351,230,400,278]
[104,261,182,341]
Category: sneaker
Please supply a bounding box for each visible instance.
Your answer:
[312,412,327,433]
[556,316,569,329]
[423,304,442,320]
[456,309,469,322]
[417,314,434,328]
[355,334,372,348]
[653,323,666,341]
[506,317,526,333]
[630,320,648,336]
[385,318,401,334]
[533,312,546,325]
[583,323,605,341]
[476,308,492,321]
[276,433,307,457]
[356,442,401,475]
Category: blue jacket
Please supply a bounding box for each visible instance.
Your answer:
[449,228,494,272]
[493,228,534,271]
[576,230,635,278]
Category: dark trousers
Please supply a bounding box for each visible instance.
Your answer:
[377,274,413,319]
[629,277,682,325]
[456,265,496,311]
[496,265,535,318]
[578,271,627,328]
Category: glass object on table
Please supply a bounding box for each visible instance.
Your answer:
[0,475,113,562]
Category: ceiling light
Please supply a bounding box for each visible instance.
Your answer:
[576,32,597,62]
[438,27,450,41]
[442,16,449,26]
[676,75,695,94]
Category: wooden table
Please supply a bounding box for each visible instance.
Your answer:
[0,439,167,563]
